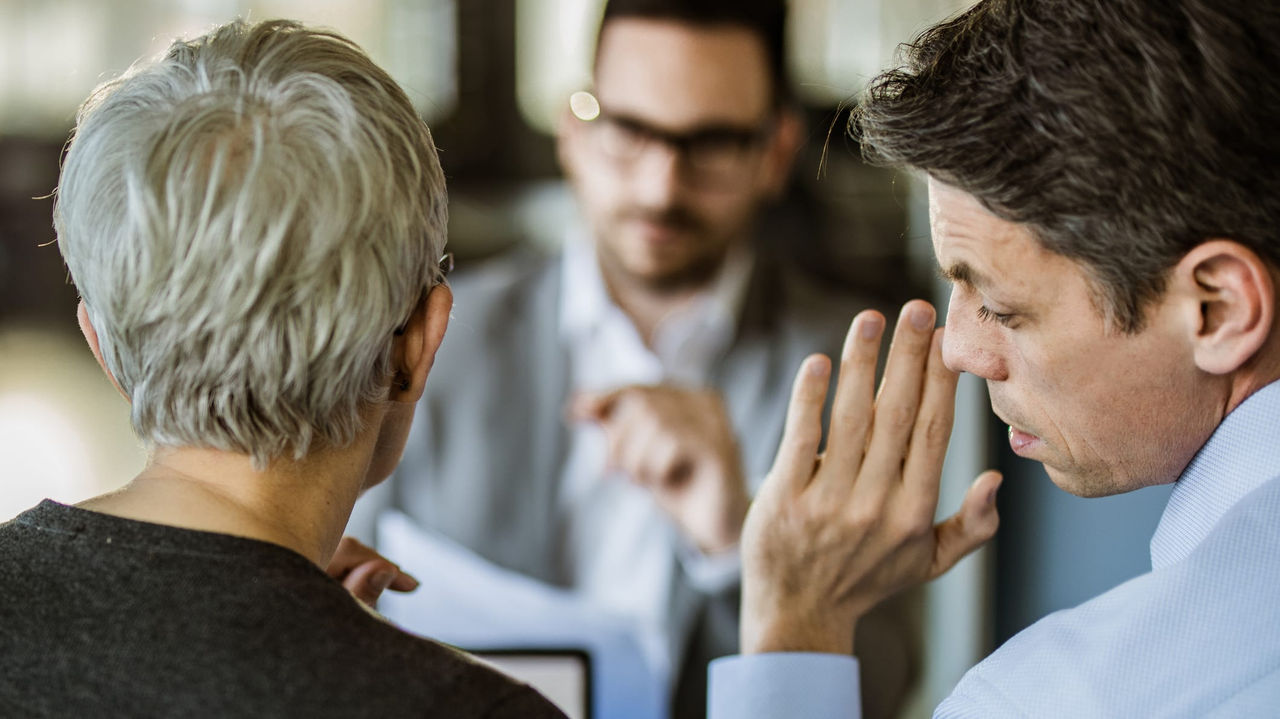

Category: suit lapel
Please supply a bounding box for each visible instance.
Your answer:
[504,260,574,584]
[712,257,791,486]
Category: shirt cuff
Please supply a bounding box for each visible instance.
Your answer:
[708,653,861,719]
[675,539,742,593]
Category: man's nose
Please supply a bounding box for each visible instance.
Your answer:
[941,294,1009,381]
[628,143,685,207]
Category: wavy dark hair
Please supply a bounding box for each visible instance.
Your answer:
[854,0,1280,331]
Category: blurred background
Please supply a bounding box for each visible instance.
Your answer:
[0,0,1172,715]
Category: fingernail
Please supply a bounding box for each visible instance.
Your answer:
[910,303,935,331]
[987,484,999,507]
[859,314,884,340]
[808,355,829,376]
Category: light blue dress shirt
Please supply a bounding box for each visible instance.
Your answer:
[708,380,1280,718]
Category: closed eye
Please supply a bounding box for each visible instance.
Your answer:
[976,304,1015,326]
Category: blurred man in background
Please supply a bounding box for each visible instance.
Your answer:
[354,0,912,717]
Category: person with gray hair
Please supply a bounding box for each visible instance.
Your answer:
[0,18,562,717]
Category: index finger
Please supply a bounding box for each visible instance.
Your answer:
[343,559,419,607]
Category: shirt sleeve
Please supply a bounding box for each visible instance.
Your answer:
[707,653,862,719]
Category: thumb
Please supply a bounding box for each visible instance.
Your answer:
[929,470,1002,580]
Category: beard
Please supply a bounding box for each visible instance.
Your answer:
[597,204,738,293]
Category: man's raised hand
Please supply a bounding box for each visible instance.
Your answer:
[740,301,1002,655]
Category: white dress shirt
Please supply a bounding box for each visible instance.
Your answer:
[557,233,753,692]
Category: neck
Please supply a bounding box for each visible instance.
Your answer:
[1225,335,1280,417]
[597,246,740,347]
[603,269,703,347]
[78,436,378,567]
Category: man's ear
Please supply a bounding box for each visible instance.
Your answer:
[77,300,129,401]
[758,107,804,199]
[1173,240,1275,375]
[390,283,452,403]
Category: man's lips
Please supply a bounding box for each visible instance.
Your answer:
[1008,426,1041,454]
[628,218,691,245]
[994,408,1042,456]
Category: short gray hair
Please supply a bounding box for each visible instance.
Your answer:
[55,19,448,466]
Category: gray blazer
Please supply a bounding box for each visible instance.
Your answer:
[359,250,914,719]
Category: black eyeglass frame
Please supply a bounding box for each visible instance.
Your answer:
[572,91,779,182]
[437,251,455,279]
[593,112,776,161]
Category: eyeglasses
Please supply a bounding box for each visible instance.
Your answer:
[569,91,774,187]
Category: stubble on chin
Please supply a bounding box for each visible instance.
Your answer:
[598,225,729,294]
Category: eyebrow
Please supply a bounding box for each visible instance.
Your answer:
[938,261,993,290]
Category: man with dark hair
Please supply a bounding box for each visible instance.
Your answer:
[706,0,1280,716]
[354,0,913,717]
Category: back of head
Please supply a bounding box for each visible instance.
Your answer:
[600,0,789,104]
[855,0,1280,331]
[55,19,448,466]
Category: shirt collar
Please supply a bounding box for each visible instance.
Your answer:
[559,229,614,341]
[686,241,754,344]
[1150,379,1280,569]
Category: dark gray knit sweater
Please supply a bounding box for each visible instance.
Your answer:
[0,500,566,718]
